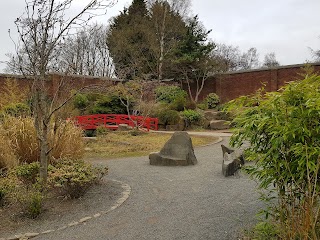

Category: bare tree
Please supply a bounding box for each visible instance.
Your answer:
[211,43,241,72]
[181,57,217,103]
[56,24,114,77]
[239,47,260,70]
[262,52,280,68]
[13,0,116,184]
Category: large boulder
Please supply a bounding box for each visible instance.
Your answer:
[149,132,197,166]
[210,120,229,130]
[204,110,220,121]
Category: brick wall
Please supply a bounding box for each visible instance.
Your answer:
[1,63,320,104]
[0,73,118,99]
[188,63,320,103]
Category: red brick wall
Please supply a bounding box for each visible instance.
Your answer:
[190,63,320,103]
[1,63,320,104]
[0,73,118,99]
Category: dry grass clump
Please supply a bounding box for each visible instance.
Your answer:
[50,121,85,161]
[85,132,218,159]
[0,116,84,166]
[0,132,17,169]
[2,117,39,164]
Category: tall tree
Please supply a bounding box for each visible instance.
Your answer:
[13,0,115,184]
[107,0,154,80]
[239,47,260,70]
[211,43,241,72]
[148,0,187,81]
[262,52,280,68]
[174,15,215,103]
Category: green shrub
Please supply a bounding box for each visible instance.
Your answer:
[73,94,89,111]
[226,73,320,238]
[155,86,187,104]
[15,162,40,184]
[157,109,180,126]
[181,109,202,125]
[196,103,208,110]
[25,185,43,219]
[206,93,220,109]
[84,129,96,137]
[48,159,108,199]
[91,94,127,114]
[0,176,15,207]
[96,126,110,136]
[169,95,187,111]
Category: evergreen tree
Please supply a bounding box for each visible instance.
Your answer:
[107,0,154,80]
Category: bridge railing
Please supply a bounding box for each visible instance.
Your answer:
[72,114,158,131]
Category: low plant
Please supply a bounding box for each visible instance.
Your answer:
[206,93,220,109]
[15,162,40,185]
[27,187,44,219]
[155,86,187,104]
[196,103,208,110]
[157,109,180,126]
[96,126,110,136]
[48,159,108,199]
[244,221,279,240]
[0,175,16,207]
[181,109,202,126]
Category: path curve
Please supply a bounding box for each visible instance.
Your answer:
[33,132,263,240]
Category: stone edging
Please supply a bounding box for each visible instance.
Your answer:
[2,180,131,240]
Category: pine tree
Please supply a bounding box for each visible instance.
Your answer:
[107,0,154,80]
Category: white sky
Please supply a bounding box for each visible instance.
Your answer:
[0,0,319,72]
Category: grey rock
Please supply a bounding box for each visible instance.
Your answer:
[221,144,245,177]
[204,110,219,121]
[210,120,229,130]
[149,132,197,166]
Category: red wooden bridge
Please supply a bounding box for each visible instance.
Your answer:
[72,114,158,131]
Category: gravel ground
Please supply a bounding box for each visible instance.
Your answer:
[31,136,264,240]
[1,180,124,239]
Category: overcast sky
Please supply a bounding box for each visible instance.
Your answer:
[0,0,319,72]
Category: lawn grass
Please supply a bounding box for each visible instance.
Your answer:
[84,131,218,159]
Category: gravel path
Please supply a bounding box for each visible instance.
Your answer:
[33,135,264,240]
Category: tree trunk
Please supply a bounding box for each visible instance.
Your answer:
[34,88,50,185]
[158,5,167,82]
[39,122,49,184]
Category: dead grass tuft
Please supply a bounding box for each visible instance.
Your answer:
[0,131,17,169]
[0,116,84,165]
[50,121,85,161]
